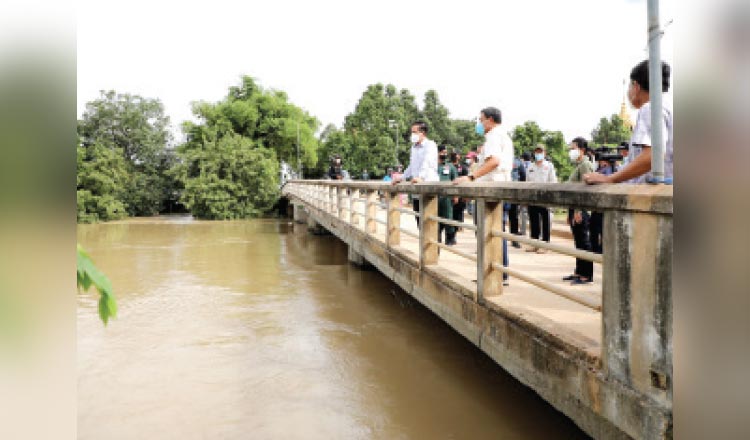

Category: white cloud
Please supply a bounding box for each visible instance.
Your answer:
[77,0,674,143]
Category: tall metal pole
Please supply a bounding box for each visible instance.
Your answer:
[296,121,302,179]
[394,122,398,165]
[647,0,664,183]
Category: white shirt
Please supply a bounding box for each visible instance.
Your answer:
[403,138,439,182]
[479,126,513,182]
[526,160,557,183]
[629,99,674,183]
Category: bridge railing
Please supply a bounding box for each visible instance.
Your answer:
[284,179,673,404]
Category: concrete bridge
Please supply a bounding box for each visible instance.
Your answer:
[282,180,673,440]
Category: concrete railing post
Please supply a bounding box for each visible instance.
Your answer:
[337,186,345,220]
[329,186,336,214]
[476,199,504,302]
[419,193,439,266]
[602,210,673,406]
[386,191,401,247]
[365,190,377,234]
[350,189,360,226]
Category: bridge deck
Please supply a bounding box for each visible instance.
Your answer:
[363,207,602,354]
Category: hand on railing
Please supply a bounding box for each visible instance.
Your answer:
[452,176,471,185]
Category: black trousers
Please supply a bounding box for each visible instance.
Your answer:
[509,204,520,235]
[414,198,452,242]
[453,200,466,224]
[568,209,594,280]
[589,212,603,255]
[528,205,550,242]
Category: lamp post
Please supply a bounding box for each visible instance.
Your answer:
[296,121,302,179]
[388,119,398,165]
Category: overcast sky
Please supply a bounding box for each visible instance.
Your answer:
[76,0,674,143]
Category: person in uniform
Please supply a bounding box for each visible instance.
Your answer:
[564,137,595,284]
[450,150,468,233]
[509,155,527,248]
[437,145,458,245]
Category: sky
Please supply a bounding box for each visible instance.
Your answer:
[76,0,674,144]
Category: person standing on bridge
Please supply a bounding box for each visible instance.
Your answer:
[453,107,513,285]
[525,144,557,253]
[437,145,458,245]
[564,137,595,285]
[391,121,439,225]
[584,59,673,185]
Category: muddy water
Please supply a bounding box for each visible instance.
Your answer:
[77,216,588,439]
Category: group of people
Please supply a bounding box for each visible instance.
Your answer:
[389,59,673,287]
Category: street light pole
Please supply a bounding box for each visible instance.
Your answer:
[647,0,665,183]
[296,121,302,179]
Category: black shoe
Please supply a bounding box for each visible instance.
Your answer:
[562,274,579,281]
[571,278,593,285]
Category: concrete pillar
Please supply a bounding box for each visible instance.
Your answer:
[337,187,346,220]
[602,210,672,406]
[329,186,337,214]
[419,193,438,266]
[348,245,367,267]
[476,199,504,303]
[386,191,401,247]
[293,203,307,224]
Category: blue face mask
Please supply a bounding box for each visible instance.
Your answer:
[475,122,485,135]
[535,153,544,162]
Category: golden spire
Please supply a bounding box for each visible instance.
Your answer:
[620,79,634,130]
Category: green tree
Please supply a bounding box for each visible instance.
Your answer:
[421,89,453,146]
[76,141,129,222]
[175,134,279,220]
[186,76,320,170]
[450,119,484,153]
[591,114,631,146]
[78,91,173,218]
[340,83,420,176]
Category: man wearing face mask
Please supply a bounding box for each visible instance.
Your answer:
[584,60,672,185]
[453,107,513,285]
[564,137,594,284]
[525,144,557,253]
[392,121,439,225]
[450,150,468,231]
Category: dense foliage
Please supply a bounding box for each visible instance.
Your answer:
[591,114,631,146]
[174,76,317,219]
[317,84,483,178]
[77,78,629,221]
[77,91,174,222]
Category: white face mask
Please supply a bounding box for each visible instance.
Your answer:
[410,133,420,144]
[465,159,471,165]
[568,149,580,161]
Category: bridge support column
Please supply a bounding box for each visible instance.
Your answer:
[603,211,673,410]
[347,245,369,268]
[306,213,329,235]
[293,203,307,224]
[350,189,360,226]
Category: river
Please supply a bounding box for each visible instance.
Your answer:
[77,216,588,439]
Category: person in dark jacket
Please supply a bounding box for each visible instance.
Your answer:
[450,150,468,230]
[438,146,458,245]
[509,156,527,248]
[328,155,343,180]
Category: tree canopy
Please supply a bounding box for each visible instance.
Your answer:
[77,91,173,222]
[511,121,574,181]
[591,114,631,146]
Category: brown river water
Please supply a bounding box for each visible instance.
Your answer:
[77,216,588,439]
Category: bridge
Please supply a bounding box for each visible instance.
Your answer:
[282,180,673,440]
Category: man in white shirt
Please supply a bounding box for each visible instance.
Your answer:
[525,144,557,252]
[453,107,512,284]
[584,59,673,185]
[392,120,439,224]
[453,107,513,184]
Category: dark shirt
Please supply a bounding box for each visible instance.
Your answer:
[328,164,342,180]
